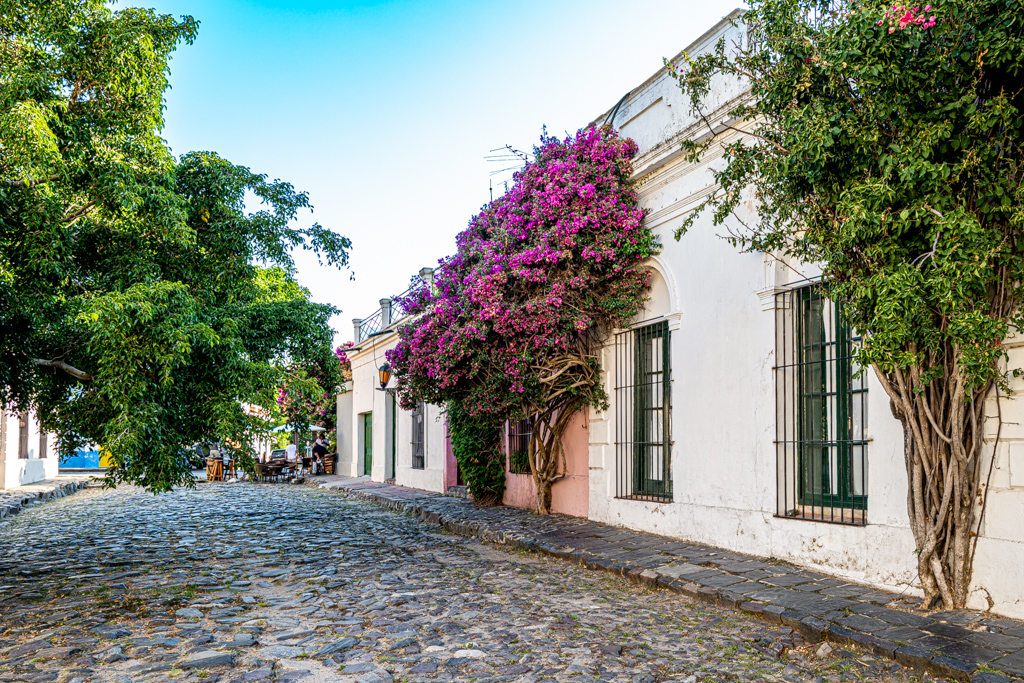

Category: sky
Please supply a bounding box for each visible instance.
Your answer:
[137,0,741,347]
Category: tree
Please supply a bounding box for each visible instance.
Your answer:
[1,1,350,491]
[388,127,658,513]
[672,0,1024,609]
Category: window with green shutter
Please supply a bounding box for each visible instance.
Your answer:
[615,320,672,501]
[775,284,867,525]
[411,402,425,470]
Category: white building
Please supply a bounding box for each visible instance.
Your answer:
[337,11,1024,619]
[583,11,1024,618]
[337,270,459,493]
[0,407,59,488]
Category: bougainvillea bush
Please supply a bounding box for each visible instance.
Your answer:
[672,0,1024,609]
[388,126,658,512]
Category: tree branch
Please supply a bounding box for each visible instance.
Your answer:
[693,100,790,155]
[3,174,61,189]
[63,201,95,225]
[32,358,92,381]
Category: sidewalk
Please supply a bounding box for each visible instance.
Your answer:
[308,474,1024,683]
[0,475,94,518]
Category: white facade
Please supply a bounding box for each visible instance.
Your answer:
[1,407,59,489]
[337,286,454,494]
[587,12,1024,618]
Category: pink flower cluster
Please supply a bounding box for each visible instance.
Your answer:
[387,126,658,417]
[334,341,355,366]
[878,4,936,32]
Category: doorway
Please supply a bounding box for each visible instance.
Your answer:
[362,412,373,476]
[388,393,397,479]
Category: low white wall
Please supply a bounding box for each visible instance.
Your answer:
[1,408,59,488]
[394,402,447,493]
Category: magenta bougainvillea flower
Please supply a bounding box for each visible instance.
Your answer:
[878,3,937,30]
[387,126,659,420]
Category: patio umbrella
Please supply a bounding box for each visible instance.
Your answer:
[270,424,326,433]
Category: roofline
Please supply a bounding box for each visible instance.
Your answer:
[590,8,746,128]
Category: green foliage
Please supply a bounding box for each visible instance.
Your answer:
[673,0,1024,388]
[0,1,350,491]
[673,0,1024,609]
[446,401,505,506]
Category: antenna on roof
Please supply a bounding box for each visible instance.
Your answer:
[485,145,532,200]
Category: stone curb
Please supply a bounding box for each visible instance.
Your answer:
[315,480,1017,683]
[0,478,93,519]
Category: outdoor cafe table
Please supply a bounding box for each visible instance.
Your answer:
[263,460,286,481]
[268,459,297,478]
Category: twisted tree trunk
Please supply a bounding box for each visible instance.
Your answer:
[873,344,994,609]
[523,349,600,514]
[527,404,577,515]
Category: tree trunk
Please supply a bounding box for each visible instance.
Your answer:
[536,477,553,516]
[527,404,576,515]
[525,345,600,514]
[873,343,993,610]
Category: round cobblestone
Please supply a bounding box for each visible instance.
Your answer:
[0,483,928,682]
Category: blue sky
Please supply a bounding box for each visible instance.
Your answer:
[137,0,740,345]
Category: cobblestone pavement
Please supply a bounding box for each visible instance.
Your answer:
[0,477,91,518]
[1,483,934,683]
[319,478,1024,683]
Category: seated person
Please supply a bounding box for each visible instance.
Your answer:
[311,436,329,474]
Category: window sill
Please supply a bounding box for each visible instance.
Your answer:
[615,493,673,503]
[777,505,866,526]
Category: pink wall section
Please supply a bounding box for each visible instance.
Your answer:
[443,422,458,489]
[503,410,589,518]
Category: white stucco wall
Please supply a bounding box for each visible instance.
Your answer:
[1,408,59,489]
[394,402,447,493]
[587,12,1024,618]
[336,389,354,475]
[340,303,450,493]
[345,332,396,479]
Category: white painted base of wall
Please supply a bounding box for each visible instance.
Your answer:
[395,466,445,494]
[5,457,59,488]
[591,495,918,587]
[589,494,1024,619]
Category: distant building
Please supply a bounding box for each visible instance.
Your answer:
[337,275,459,493]
[0,407,59,488]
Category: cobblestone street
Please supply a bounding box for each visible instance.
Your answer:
[0,483,931,683]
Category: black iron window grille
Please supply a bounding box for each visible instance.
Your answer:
[508,417,534,474]
[775,284,868,526]
[615,320,672,501]
[411,402,425,469]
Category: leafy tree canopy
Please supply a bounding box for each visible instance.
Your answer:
[674,0,1024,608]
[0,0,350,491]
